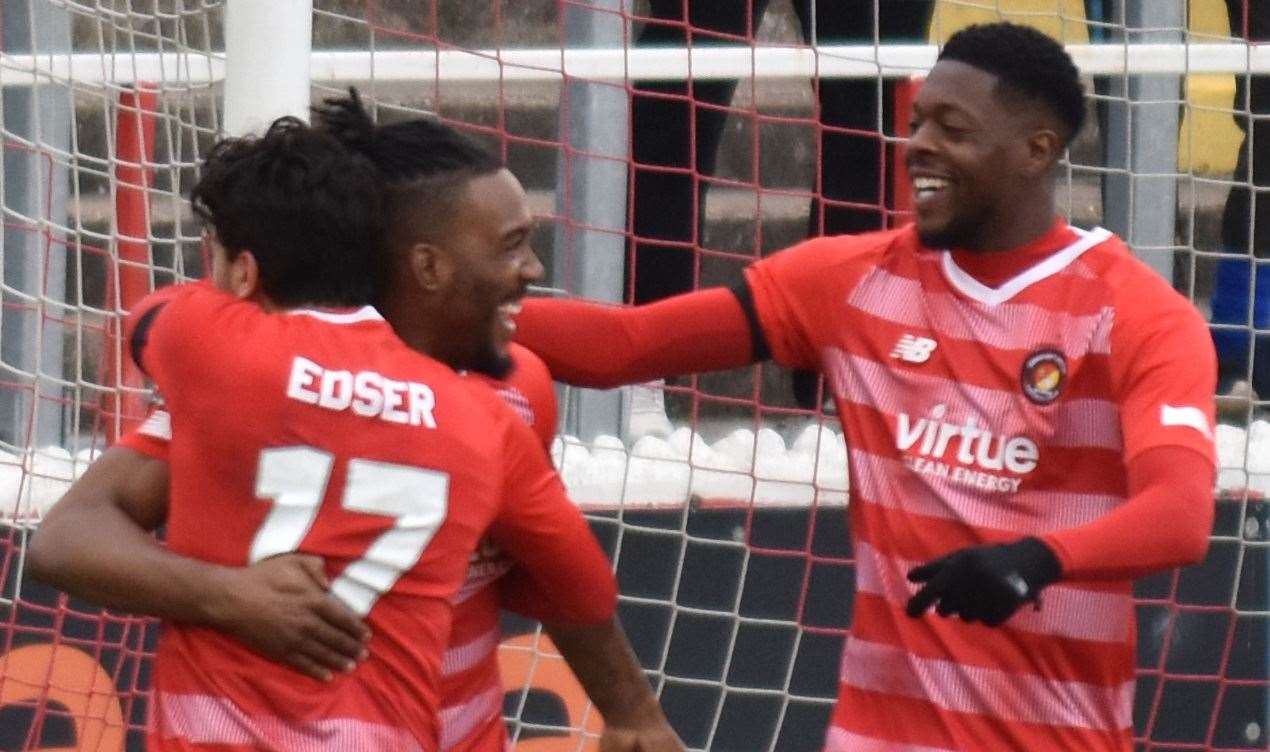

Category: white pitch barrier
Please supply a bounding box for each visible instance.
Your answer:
[7,420,1270,524]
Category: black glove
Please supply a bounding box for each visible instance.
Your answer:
[905,537,1062,626]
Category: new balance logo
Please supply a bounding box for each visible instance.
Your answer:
[891,334,937,364]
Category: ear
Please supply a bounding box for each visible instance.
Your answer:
[1022,127,1063,177]
[406,242,451,294]
[228,250,261,300]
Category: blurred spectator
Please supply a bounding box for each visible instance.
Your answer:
[629,1,933,408]
[629,0,934,304]
[1209,0,1269,412]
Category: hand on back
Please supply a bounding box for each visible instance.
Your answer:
[208,553,370,682]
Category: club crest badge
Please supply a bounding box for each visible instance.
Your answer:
[1021,349,1066,405]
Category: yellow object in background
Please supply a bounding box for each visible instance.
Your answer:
[1180,0,1243,175]
[929,0,1090,43]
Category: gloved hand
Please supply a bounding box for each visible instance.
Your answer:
[905,537,1062,626]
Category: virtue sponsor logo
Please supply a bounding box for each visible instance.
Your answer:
[896,404,1038,493]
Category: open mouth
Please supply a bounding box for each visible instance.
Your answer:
[496,299,523,337]
[912,176,951,204]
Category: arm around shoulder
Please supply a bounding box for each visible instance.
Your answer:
[29,445,371,681]
[27,445,227,622]
[514,288,757,389]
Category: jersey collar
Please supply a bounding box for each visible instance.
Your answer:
[286,305,385,324]
[940,225,1112,306]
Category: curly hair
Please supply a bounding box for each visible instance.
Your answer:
[190,117,384,307]
[938,22,1086,144]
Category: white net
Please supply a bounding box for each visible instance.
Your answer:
[0,1,1266,750]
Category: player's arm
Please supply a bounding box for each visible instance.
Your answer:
[487,418,617,622]
[904,447,1211,625]
[906,301,1217,625]
[486,353,680,747]
[486,412,681,747]
[547,620,684,752]
[514,287,763,389]
[1040,444,1211,579]
[1039,302,1217,581]
[28,423,371,682]
[515,238,848,388]
[496,568,682,748]
[28,445,184,611]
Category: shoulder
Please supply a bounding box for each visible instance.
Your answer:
[746,227,908,301]
[127,282,252,377]
[763,227,904,270]
[457,375,522,424]
[129,280,277,354]
[465,346,558,448]
[115,408,172,460]
[1080,232,1207,336]
[132,280,238,322]
[458,378,549,460]
[1073,232,1212,383]
[505,343,553,393]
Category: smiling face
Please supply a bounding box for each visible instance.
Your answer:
[906,60,1059,251]
[428,168,544,377]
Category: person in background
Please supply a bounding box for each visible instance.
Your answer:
[1208,0,1269,416]
[630,1,934,409]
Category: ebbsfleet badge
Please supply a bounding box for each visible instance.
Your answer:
[1021,349,1066,404]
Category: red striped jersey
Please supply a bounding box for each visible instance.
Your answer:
[432,344,559,752]
[744,221,1216,751]
[117,343,559,752]
[127,283,612,751]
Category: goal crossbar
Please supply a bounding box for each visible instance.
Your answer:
[2,42,1268,88]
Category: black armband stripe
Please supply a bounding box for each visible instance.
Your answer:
[129,302,167,376]
[729,280,771,363]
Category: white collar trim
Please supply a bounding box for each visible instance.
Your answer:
[287,305,384,324]
[940,226,1112,306]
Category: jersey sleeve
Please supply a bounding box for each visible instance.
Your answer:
[485,412,617,624]
[512,288,756,389]
[125,281,242,397]
[742,236,872,371]
[114,408,172,461]
[1110,279,1218,465]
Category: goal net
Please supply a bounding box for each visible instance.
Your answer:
[0,1,1266,750]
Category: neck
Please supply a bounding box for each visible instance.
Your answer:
[965,186,1057,253]
[248,289,281,312]
[380,295,450,365]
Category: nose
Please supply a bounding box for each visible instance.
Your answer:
[521,248,545,285]
[906,120,938,163]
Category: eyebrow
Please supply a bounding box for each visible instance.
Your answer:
[500,222,532,242]
[912,100,980,126]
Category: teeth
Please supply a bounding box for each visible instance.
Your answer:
[498,301,522,333]
[913,177,949,191]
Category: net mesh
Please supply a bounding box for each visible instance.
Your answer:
[0,1,1266,750]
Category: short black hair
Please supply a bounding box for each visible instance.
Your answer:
[312,89,502,249]
[938,22,1086,144]
[190,117,384,307]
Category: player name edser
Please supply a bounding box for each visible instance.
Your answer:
[284,355,438,428]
